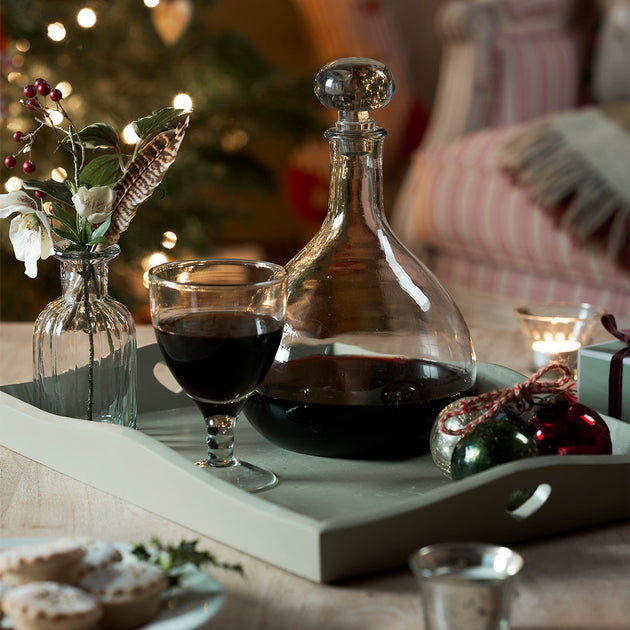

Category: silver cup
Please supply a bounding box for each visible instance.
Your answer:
[409,542,524,630]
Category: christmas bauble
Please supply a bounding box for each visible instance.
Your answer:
[451,418,538,480]
[528,396,612,455]
[431,401,532,478]
[429,397,478,478]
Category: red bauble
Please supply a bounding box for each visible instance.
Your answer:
[528,396,612,455]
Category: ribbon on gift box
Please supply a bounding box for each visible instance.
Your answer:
[601,313,630,418]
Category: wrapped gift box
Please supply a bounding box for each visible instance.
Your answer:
[578,341,630,422]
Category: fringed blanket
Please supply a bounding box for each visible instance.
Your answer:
[501,103,630,272]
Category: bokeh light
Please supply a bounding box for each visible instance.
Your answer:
[47,22,66,41]
[4,177,23,193]
[122,124,141,144]
[51,167,68,182]
[173,93,193,112]
[77,8,97,28]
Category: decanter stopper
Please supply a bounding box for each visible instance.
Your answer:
[314,57,394,130]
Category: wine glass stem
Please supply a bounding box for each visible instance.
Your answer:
[205,414,237,467]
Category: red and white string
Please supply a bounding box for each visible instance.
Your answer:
[438,363,576,437]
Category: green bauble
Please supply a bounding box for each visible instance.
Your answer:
[451,418,538,480]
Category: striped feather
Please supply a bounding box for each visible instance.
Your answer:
[102,117,189,245]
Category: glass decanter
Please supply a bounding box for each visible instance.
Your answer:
[246,58,476,458]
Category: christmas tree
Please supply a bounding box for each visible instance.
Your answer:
[1,0,321,320]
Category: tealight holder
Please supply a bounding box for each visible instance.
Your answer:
[514,302,604,374]
[409,542,524,630]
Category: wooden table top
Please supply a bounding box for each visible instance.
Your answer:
[1,321,628,629]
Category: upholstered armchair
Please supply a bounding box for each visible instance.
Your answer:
[391,0,630,327]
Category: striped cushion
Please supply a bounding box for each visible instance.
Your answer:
[393,125,630,316]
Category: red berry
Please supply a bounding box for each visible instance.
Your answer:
[27,98,40,109]
[34,190,47,199]
[23,84,36,98]
[22,160,36,173]
[4,155,17,168]
[12,131,23,142]
[34,78,46,87]
[50,88,63,102]
[37,82,51,96]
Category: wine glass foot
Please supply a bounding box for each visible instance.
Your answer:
[195,459,278,492]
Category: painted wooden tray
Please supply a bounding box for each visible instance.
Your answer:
[1,345,628,583]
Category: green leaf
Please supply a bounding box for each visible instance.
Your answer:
[22,179,73,206]
[52,226,80,242]
[132,108,185,141]
[79,218,93,243]
[63,243,89,252]
[130,537,244,587]
[86,236,110,246]
[73,123,120,149]
[91,216,112,239]
[80,155,123,187]
[50,202,77,229]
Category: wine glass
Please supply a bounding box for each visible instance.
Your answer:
[148,259,287,492]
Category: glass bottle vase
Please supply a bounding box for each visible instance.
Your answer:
[33,243,137,427]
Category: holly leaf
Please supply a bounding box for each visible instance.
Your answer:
[22,179,73,206]
[80,154,123,187]
[132,108,185,141]
[73,123,120,149]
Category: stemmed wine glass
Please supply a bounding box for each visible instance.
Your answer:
[148,259,287,492]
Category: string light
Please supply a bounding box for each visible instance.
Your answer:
[51,167,68,182]
[173,93,193,112]
[161,231,177,249]
[47,22,66,42]
[4,177,23,193]
[144,0,160,7]
[15,40,30,52]
[122,124,140,144]
[77,8,97,28]
[142,252,168,288]
[55,81,73,97]
[46,109,64,126]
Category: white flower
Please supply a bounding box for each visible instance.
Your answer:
[0,191,53,278]
[72,185,115,225]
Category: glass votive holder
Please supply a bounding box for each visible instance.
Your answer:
[514,302,604,373]
[409,542,524,630]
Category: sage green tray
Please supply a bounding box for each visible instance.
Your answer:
[1,345,628,583]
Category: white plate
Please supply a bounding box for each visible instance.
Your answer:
[0,538,224,630]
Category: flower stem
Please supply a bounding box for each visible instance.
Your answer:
[81,262,95,421]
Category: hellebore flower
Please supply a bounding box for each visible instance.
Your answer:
[0,191,53,278]
[72,185,115,225]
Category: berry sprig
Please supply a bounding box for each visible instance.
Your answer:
[5,78,72,177]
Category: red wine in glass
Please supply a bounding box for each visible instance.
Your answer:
[155,311,283,417]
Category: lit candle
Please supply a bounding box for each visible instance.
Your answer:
[531,336,581,370]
